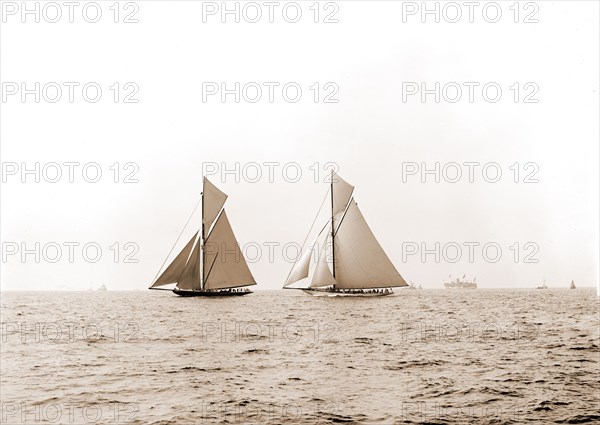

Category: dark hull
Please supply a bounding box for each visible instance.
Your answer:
[173,289,252,297]
[300,288,394,297]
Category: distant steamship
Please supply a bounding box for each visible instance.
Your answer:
[444,274,477,289]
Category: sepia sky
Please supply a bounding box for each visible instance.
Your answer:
[1,1,598,290]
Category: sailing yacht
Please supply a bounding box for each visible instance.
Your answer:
[570,280,576,289]
[149,178,256,296]
[283,172,408,297]
[536,279,548,290]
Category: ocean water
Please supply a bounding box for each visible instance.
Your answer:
[1,289,598,424]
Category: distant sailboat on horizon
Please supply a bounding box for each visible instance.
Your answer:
[283,172,408,297]
[537,278,548,290]
[570,280,576,289]
[149,177,256,297]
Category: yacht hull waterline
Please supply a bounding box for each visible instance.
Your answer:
[172,289,252,297]
[300,288,394,297]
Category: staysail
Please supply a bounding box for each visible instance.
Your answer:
[310,234,337,288]
[284,243,313,287]
[203,210,256,290]
[150,232,198,288]
[284,222,330,287]
[177,235,202,290]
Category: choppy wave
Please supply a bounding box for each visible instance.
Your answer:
[1,289,598,424]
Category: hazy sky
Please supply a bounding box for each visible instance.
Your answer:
[1,1,598,290]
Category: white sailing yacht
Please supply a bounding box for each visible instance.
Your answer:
[283,172,408,297]
[149,177,256,296]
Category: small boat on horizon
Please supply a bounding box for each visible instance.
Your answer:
[97,284,107,291]
[537,279,548,290]
[570,280,576,289]
[283,172,408,297]
[149,177,256,297]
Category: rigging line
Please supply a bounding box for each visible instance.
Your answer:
[204,252,220,287]
[333,197,353,237]
[150,196,202,285]
[205,208,225,241]
[283,187,330,285]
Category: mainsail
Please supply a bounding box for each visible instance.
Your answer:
[150,178,255,291]
[284,172,407,290]
[333,200,407,289]
[203,211,256,290]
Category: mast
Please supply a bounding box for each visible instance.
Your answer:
[201,189,205,291]
[330,169,336,281]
